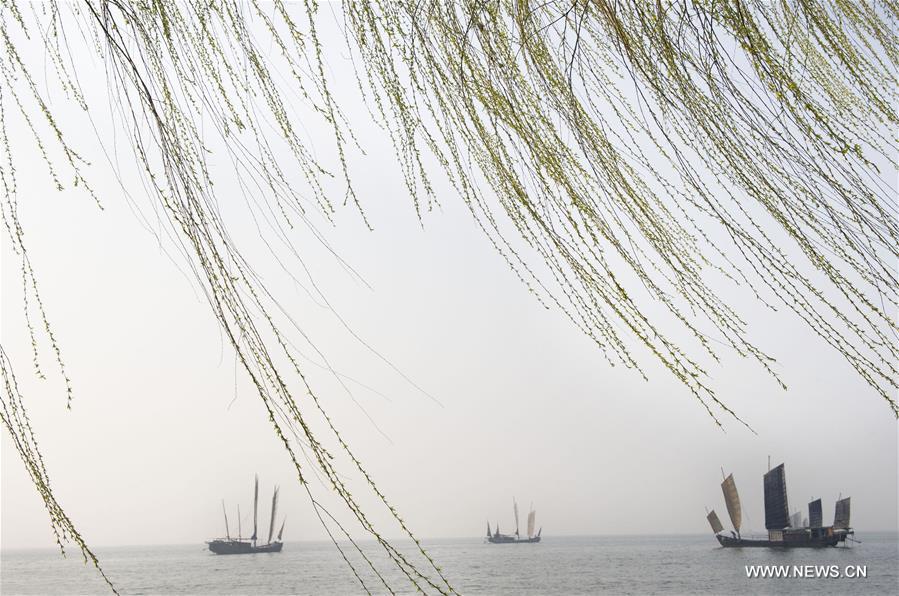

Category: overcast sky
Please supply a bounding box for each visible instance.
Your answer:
[1,7,896,551]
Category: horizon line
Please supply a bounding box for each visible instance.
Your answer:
[3,529,898,553]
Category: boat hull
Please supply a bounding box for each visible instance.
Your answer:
[716,530,849,548]
[487,536,541,544]
[207,540,283,555]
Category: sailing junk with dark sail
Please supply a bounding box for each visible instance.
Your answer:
[208,475,285,555]
[487,498,541,544]
[707,463,853,548]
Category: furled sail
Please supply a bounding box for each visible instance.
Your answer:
[513,498,520,536]
[707,510,724,534]
[252,474,259,541]
[527,510,536,538]
[808,498,823,528]
[834,497,851,529]
[763,463,790,530]
[720,474,742,532]
[268,486,280,544]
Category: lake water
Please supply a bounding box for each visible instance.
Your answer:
[2,533,896,595]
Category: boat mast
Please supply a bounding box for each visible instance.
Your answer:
[237,504,241,541]
[252,474,259,546]
[222,500,231,540]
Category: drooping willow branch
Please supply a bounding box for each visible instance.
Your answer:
[344,0,898,416]
[0,349,117,594]
[1,0,896,593]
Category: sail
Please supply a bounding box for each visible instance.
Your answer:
[486,522,491,538]
[527,510,536,538]
[277,518,286,541]
[252,474,259,541]
[808,499,822,528]
[720,474,742,532]
[268,486,279,544]
[834,497,851,529]
[763,463,790,529]
[222,500,231,540]
[707,509,724,534]
[513,498,520,536]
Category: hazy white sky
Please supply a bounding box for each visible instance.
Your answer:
[1,6,896,551]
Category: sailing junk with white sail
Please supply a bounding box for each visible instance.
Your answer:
[208,475,285,554]
[487,498,541,544]
[706,463,853,548]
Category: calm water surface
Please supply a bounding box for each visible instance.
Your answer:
[2,533,896,595]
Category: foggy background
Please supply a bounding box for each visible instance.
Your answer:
[2,7,896,551]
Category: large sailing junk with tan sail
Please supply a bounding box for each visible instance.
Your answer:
[487,499,541,544]
[706,463,853,548]
[208,475,286,555]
